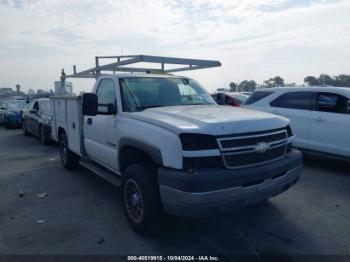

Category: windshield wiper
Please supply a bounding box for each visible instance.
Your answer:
[135,105,163,111]
[181,103,209,106]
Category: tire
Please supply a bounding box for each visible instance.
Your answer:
[22,120,29,135]
[39,125,48,145]
[5,120,10,129]
[59,132,79,169]
[122,163,163,235]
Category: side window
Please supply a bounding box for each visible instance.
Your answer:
[33,102,39,111]
[270,92,313,110]
[245,91,273,105]
[317,92,350,114]
[96,79,116,113]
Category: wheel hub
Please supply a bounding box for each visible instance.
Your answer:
[124,179,144,223]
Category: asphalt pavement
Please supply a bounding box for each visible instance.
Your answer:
[1,128,350,259]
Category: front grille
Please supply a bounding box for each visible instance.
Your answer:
[220,132,286,149]
[217,129,288,169]
[223,145,286,168]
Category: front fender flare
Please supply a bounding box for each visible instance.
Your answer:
[118,137,163,166]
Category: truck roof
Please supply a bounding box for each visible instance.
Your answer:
[256,86,350,95]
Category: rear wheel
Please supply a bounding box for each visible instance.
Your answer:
[122,163,163,235]
[39,125,48,145]
[59,132,79,169]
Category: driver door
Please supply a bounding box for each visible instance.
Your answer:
[84,78,119,171]
[26,101,39,134]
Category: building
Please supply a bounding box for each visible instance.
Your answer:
[54,81,73,95]
[27,89,35,95]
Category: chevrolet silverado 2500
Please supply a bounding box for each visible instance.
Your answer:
[51,55,302,234]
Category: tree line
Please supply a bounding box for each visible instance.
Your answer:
[0,84,52,98]
[229,74,350,92]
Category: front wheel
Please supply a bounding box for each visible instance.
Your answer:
[122,163,163,235]
[22,120,29,135]
[59,132,79,169]
[39,126,48,145]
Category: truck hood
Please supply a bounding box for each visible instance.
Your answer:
[127,105,289,135]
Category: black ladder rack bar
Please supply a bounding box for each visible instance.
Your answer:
[62,54,221,80]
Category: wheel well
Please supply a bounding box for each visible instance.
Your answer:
[119,146,155,173]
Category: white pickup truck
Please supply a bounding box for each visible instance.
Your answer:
[51,55,302,234]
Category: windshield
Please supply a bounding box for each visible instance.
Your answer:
[120,77,216,112]
[7,100,26,110]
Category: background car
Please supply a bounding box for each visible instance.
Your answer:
[0,100,27,129]
[244,86,350,159]
[22,98,52,144]
[211,92,248,107]
[0,102,6,124]
[240,91,252,96]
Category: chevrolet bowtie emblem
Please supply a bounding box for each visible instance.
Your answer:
[255,142,270,153]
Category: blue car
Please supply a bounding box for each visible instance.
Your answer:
[0,100,27,129]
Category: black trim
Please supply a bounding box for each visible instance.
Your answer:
[183,156,224,169]
[216,126,288,138]
[158,149,302,193]
[118,137,163,165]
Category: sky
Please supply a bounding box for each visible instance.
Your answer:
[0,0,349,93]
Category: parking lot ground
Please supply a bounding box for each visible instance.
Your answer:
[1,128,350,258]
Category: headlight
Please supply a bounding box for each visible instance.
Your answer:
[286,125,294,152]
[286,125,293,137]
[179,133,218,151]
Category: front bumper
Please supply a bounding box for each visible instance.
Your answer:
[158,149,302,217]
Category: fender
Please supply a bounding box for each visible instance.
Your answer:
[118,137,163,166]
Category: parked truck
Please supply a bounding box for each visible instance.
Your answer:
[51,55,302,234]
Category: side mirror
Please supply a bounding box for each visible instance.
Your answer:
[106,103,117,115]
[82,93,98,116]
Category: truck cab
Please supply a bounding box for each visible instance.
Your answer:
[51,55,302,234]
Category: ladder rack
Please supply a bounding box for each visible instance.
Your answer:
[61,55,221,80]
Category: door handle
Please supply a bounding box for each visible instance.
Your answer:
[272,111,280,115]
[313,116,325,122]
[87,118,92,125]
